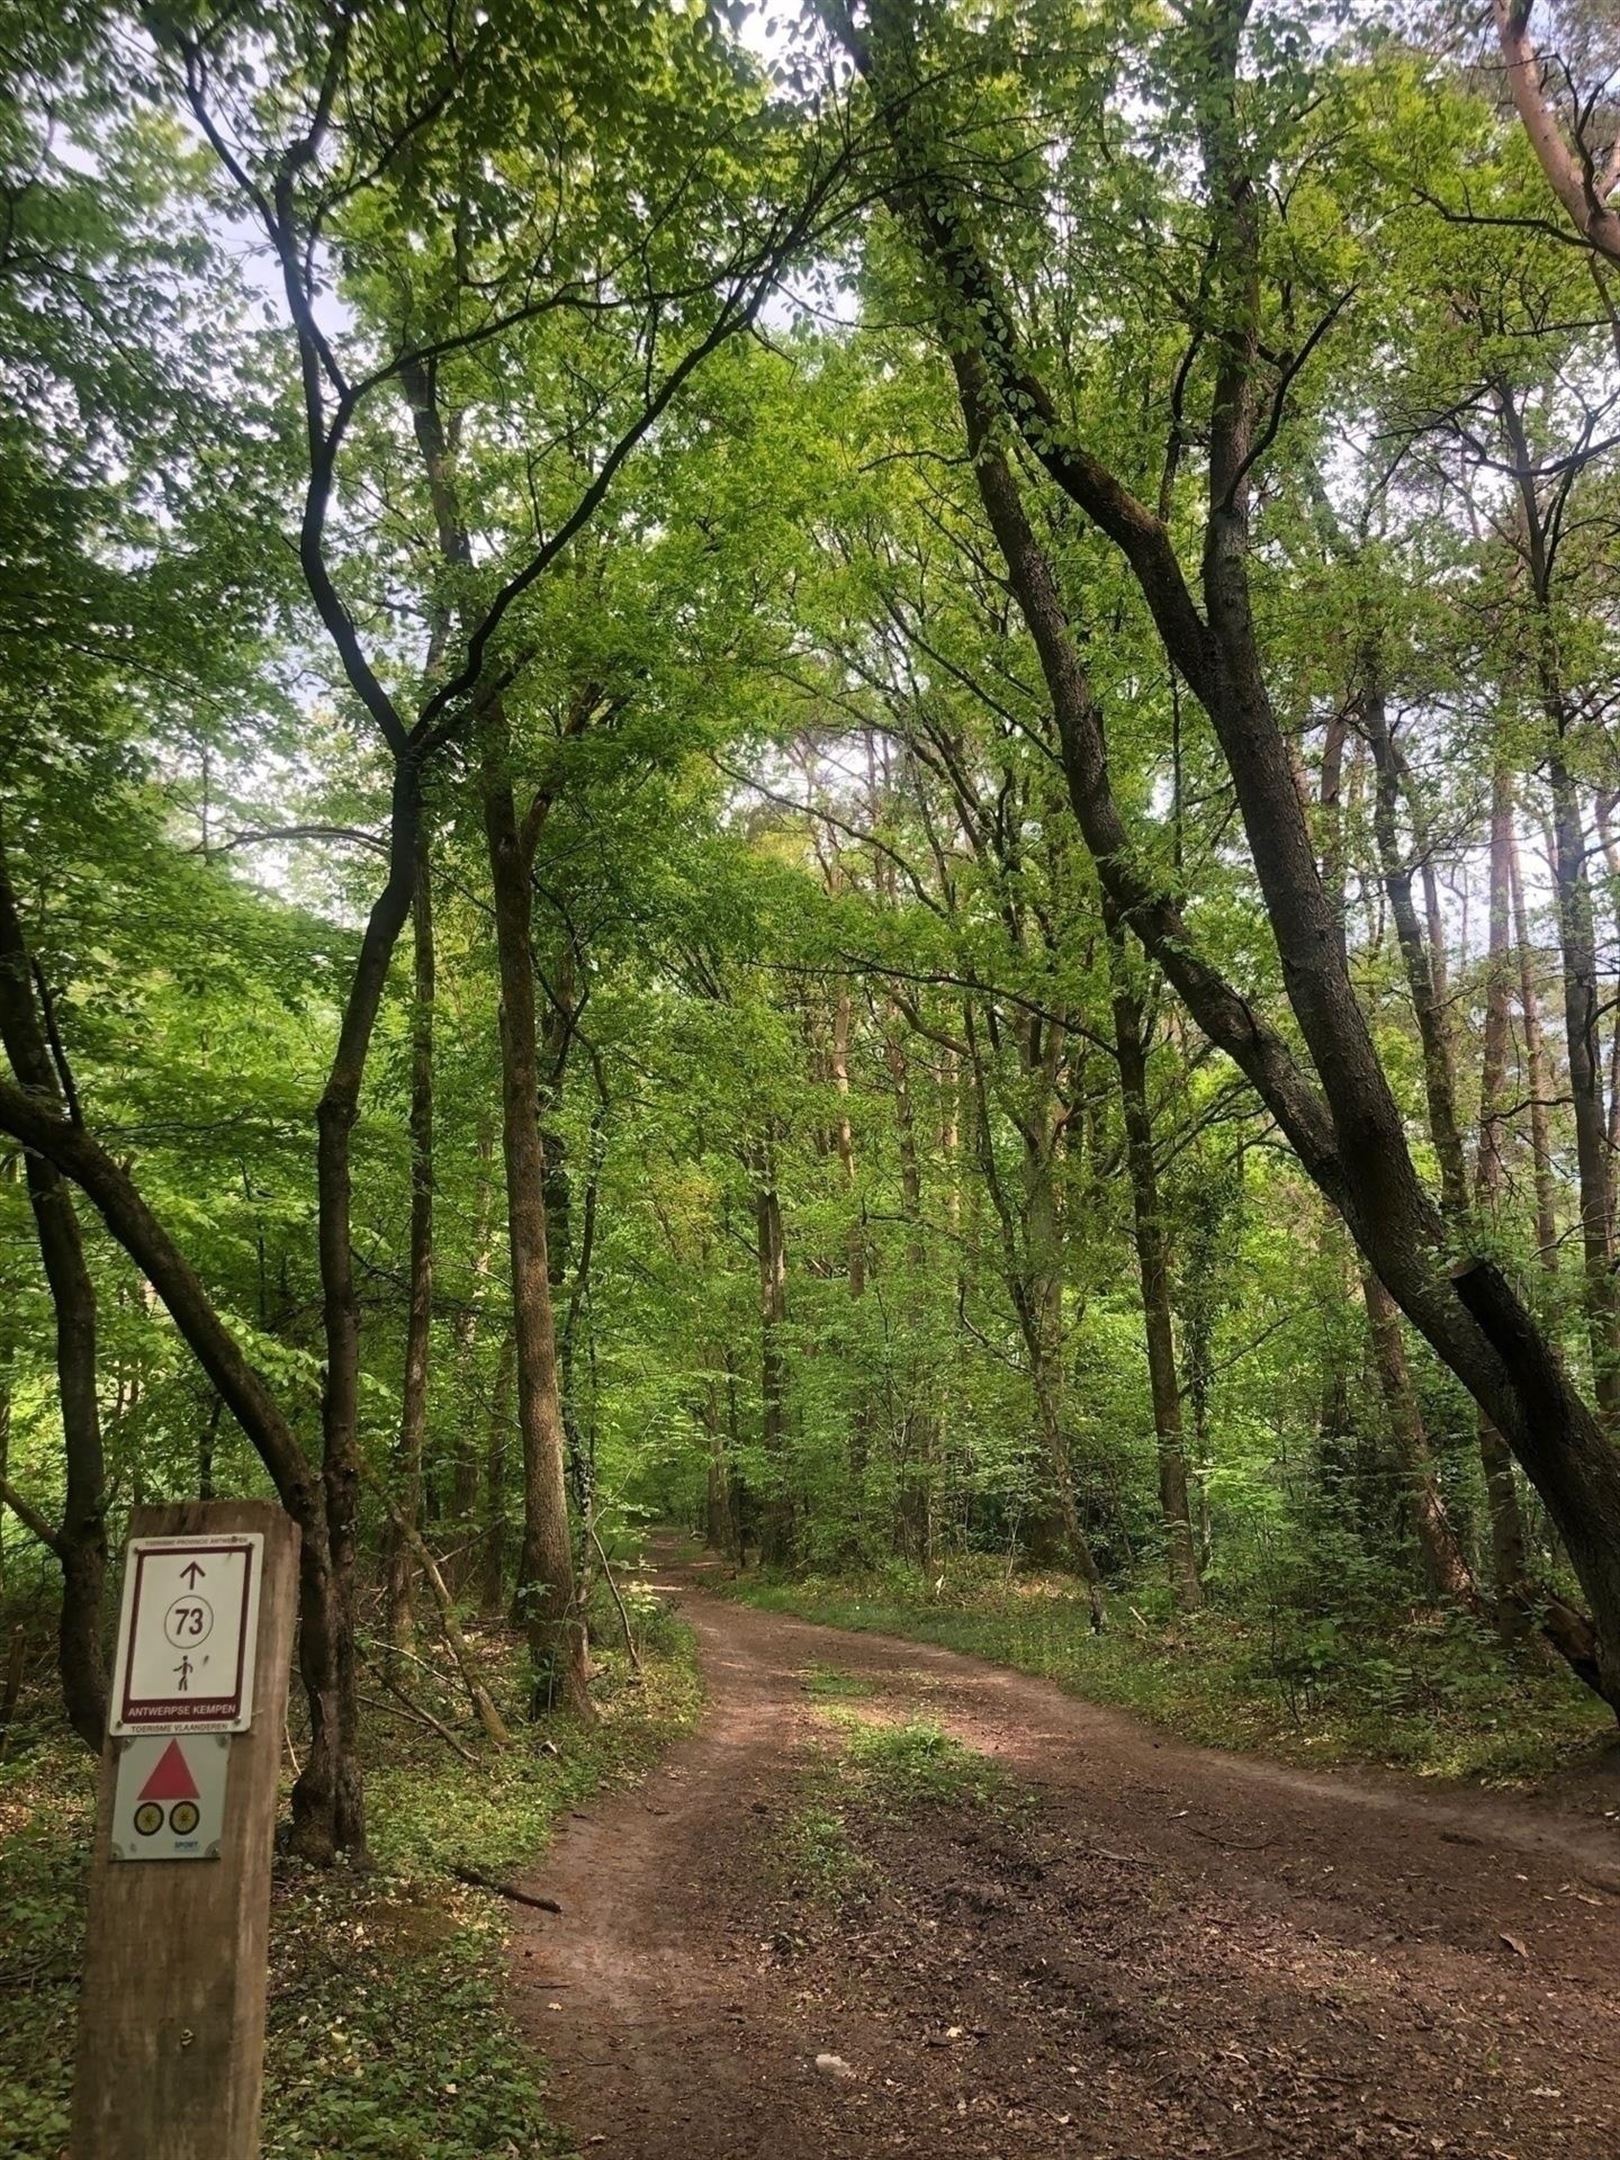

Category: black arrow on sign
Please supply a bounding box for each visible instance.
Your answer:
[180,1561,207,1587]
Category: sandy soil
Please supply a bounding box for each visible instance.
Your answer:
[512,1553,1620,2159]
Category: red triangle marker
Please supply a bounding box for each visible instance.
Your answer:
[137,1738,200,1803]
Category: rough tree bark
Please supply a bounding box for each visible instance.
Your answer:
[480,1329,515,1619]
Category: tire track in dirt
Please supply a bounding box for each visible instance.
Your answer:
[512,1554,1620,2159]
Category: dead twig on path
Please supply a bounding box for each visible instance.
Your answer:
[450,1864,562,1913]
[1182,1823,1276,1852]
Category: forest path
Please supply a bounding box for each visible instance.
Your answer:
[513,1552,1620,2159]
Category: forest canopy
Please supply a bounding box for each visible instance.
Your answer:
[4,0,1620,1859]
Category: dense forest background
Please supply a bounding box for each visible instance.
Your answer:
[5,0,1620,1861]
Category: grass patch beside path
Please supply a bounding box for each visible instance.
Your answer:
[771,1710,1010,1903]
[726,1564,1613,1787]
[0,1625,700,2160]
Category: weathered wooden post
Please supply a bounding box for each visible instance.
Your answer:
[70,1498,300,2160]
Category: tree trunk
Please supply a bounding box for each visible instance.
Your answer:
[754,1142,793,1567]
[1363,673,1470,1216]
[961,996,1103,1610]
[1547,755,1620,1418]
[1107,921,1203,1612]
[401,358,587,1716]
[483,711,591,1717]
[480,1329,515,1618]
[1360,1271,1477,1604]
[884,1020,933,1564]
[386,823,435,1658]
[1476,770,1532,1637]
[308,755,423,1857]
[1507,824,1560,1273]
[0,822,107,1750]
[448,1120,496,1585]
[704,1370,737,1560]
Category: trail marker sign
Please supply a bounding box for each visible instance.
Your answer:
[109,1732,230,1861]
[109,1531,264,1734]
[71,1501,298,2160]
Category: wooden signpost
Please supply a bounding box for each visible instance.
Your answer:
[70,1498,299,2160]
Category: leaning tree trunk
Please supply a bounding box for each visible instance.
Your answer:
[933,331,1620,1706]
[0,1071,352,1831]
[835,0,1620,1703]
[0,822,107,1750]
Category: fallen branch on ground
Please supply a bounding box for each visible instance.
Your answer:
[450,1864,562,1913]
[360,1682,481,1769]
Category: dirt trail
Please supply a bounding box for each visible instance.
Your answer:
[513,1554,1620,2159]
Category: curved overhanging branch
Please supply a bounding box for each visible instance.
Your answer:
[0,1077,316,1525]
